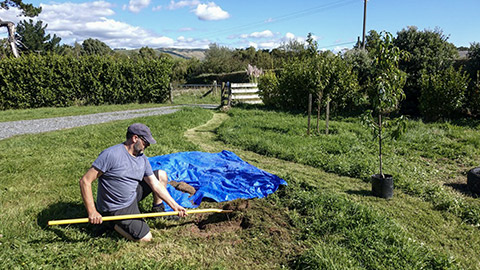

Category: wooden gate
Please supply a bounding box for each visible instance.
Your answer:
[221,82,262,106]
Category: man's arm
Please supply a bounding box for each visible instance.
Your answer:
[144,174,187,217]
[79,167,103,224]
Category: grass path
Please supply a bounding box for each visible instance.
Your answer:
[185,112,480,269]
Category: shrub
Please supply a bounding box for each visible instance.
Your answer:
[419,66,469,121]
[258,70,280,107]
[0,54,172,109]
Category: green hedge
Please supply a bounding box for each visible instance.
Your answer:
[0,54,173,109]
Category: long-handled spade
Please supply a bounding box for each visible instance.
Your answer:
[48,208,233,226]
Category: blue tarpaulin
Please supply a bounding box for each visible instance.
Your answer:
[148,150,287,210]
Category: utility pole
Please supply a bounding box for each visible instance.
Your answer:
[362,0,367,50]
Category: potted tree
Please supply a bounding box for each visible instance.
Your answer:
[365,32,407,199]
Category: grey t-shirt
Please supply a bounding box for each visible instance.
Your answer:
[92,143,154,212]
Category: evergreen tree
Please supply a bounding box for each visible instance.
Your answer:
[16,19,61,54]
[0,0,41,57]
[81,38,112,56]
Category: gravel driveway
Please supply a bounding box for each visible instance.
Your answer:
[0,104,217,140]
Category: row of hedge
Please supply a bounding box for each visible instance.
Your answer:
[0,54,173,110]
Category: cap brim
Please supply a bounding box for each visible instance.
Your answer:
[145,135,156,145]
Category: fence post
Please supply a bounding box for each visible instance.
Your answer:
[213,80,217,96]
[307,93,312,135]
[169,83,173,104]
[227,82,232,107]
[221,82,225,106]
[325,100,330,135]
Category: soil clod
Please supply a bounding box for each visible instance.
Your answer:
[169,180,196,195]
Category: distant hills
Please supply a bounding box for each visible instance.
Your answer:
[156,48,206,60]
[114,47,207,60]
[115,47,469,61]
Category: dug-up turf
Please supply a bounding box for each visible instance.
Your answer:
[185,199,253,238]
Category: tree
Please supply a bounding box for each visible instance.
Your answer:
[16,19,61,54]
[466,43,480,82]
[365,32,407,178]
[138,46,157,59]
[419,66,469,121]
[81,38,112,56]
[463,42,480,117]
[343,48,372,107]
[0,0,41,57]
[202,43,241,74]
[354,29,381,53]
[323,53,359,133]
[393,26,458,116]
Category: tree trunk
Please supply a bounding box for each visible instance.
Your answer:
[0,20,20,58]
[379,113,383,177]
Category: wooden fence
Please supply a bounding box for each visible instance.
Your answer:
[169,82,219,103]
[221,82,262,106]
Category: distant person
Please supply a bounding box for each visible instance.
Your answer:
[79,123,186,242]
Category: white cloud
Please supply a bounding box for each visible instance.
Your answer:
[127,0,151,13]
[178,27,195,32]
[0,6,23,23]
[240,30,274,39]
[194,2,229,21]
[167,0,201,10]
[152,0,200,11]
[0,1,177,49]
[175,36,210,48]
[285,32,295,40]
[259,42,280,50]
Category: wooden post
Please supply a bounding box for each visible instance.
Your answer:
[316,93,322,134]
[221,82,225,106]
[325,100,330,135]
[227,82,232,107]
[213,80,217,96]
[169,83,173,104]
[307,93,312,135]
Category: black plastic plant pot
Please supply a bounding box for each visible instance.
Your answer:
[467,167,480,195]
[371,174,393,199]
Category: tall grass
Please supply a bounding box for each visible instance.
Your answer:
[217,108,480,226]
[282,184,457,269]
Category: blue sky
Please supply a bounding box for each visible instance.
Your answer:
[0,0,478,50]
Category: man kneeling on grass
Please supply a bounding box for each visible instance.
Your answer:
[79,123,187,242]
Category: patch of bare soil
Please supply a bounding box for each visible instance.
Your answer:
[187,199,253,237]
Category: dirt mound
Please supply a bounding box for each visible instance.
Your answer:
[222,199,250,212]
[186,199,253,237]
[169,180,196,195]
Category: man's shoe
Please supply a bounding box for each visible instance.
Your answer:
[152,203,179,220]
[152,203,165,213]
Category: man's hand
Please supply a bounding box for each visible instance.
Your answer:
[172,205,187,217]
[88,210,103,224]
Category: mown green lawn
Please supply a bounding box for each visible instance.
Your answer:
[0,105,479,269]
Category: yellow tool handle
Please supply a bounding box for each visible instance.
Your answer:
[48,208,232,226]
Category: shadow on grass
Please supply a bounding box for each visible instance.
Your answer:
[37,202,113,242]
[444,183,479,198]
[345,189,372,197]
